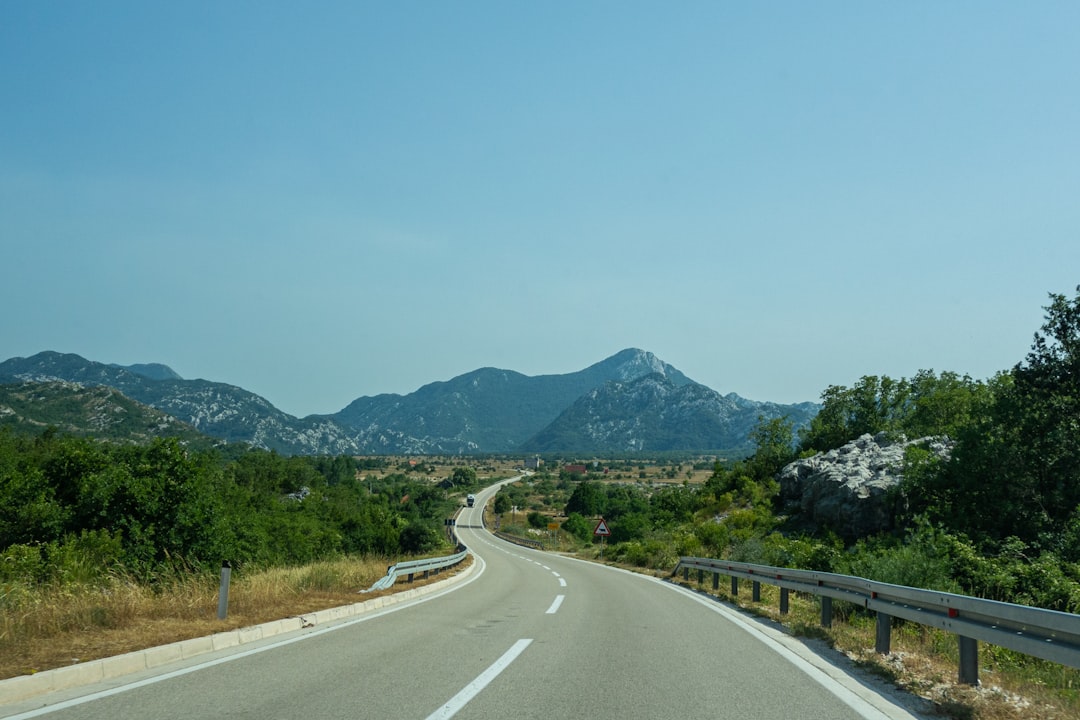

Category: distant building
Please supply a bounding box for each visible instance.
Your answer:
[524,457,541,470]
[564,464,588,476]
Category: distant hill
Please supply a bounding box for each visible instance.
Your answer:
[0,349,819,455]
[329,348,695,452]
[0,352,364,455]
[111,362,183,381]
[0,381,211,446]
[520,373,819,454]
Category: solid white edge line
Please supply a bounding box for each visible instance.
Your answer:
[552,555,921,720]
[425,639,533,720]
[5,554,490,720]
[668,584,909,720]
[546,595,565,614]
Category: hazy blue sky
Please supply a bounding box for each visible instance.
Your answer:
[2,3,1078,417]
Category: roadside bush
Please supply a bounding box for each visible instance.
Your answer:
[398,520,441,554]
[562,513,593,543]
[760,533,842,572]
[610,513,649,543]
[614,539,675,569]
[839,522,960,593]
[694,521,728,556]
[45,529,124,585]
[0,543,46,584]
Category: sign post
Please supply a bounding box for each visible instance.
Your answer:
[593,517,611,560]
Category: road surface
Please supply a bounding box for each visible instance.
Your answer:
[1,479,925,720]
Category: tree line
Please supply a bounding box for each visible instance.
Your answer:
[0,432,469,585]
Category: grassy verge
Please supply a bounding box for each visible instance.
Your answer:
[0,555,470,682]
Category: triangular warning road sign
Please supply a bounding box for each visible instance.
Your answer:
[593,518,611,536]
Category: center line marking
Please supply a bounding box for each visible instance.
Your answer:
[426,639,533,720]
[558,578,567,587]
[546,594,565,614]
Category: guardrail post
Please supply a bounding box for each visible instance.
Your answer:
[821,596,832,628]
[407,572,415,583]
[216,561,231,620]
[731,576,739,596]
[752,581,761,602]
[683,567,690,581]
[959,636,979,686]
[875,612,892,654]
[779,588,789,615]
[712,572,720,591]
[697,569,704,585]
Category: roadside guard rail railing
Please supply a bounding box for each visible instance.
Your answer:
[475,490,544,550]
[363,511,468,592]
[492,531,543,550]
[674,556,1080,686]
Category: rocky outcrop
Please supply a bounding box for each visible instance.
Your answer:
[779,433,953,540]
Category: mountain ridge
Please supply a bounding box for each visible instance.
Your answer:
[521,373,819,453]
[0,349,818,455]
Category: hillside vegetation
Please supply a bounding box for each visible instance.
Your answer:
[0,436,479,587]
[0,381,210,447]
[496,288,1080,613]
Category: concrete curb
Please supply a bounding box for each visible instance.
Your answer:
[0,560,474,707]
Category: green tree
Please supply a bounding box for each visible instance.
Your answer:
[449,466,477,487]
[561,513,593,542]
[903,370,992,439]
[746,415,796,480]
[0,430,68,547]
[908,288,1080,552]
[493,491,511,515]
[798,375,910,453]
[564,481,606,517]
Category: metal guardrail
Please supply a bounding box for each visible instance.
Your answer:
[492,531,543,550]
[673,556,1080,685]
[475,484,545,550]
[363,546,469,592]
[362,511,469,592]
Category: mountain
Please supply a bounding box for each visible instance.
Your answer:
[0,381,211,446]
[521,373,820,453]
[0,352,364,455]
[111,362,183,381]
[329,348,694,452]
[0,349,819,455]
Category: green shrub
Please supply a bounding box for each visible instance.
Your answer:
[562,513,593,543]
[839,522,960,593]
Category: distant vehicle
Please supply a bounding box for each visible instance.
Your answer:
[466,494,476,508]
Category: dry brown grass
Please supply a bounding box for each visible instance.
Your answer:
[0,555,471,682]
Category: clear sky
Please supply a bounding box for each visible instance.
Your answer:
[2,2,1078,418]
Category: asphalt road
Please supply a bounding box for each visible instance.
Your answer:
[1,480,926,720]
